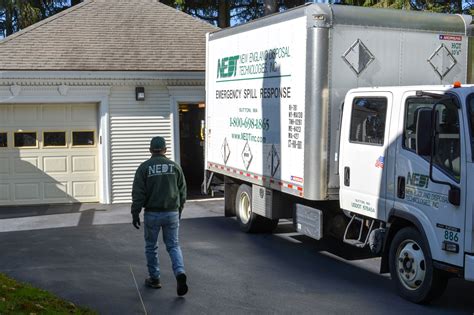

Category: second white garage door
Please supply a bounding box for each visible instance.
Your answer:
[0,103,99,205]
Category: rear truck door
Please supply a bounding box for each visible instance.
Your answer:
[339,91,393,220]
[394,90,466,267]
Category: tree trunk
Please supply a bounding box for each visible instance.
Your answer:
[36,0,46,19]
[217,0,230,28]
[264,0,278,16]
[453,0,462,13]
[283,0,305,9]
[4,1,14,36]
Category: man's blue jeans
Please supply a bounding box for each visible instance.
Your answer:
[144,211,185,279]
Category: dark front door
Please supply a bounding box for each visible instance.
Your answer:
[179,103,205,196]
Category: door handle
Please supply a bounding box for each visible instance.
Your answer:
[344,167,350,186]
[397,176,405,199]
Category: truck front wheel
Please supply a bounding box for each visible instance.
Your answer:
[235,184,278,233]
[389,227,448,303]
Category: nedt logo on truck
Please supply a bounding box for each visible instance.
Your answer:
[407,172,429,188]
[217,55,239,78]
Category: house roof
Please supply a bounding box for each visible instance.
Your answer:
[0,0,217,71]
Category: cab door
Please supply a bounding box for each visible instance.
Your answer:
[339,92,393,220]
[394,92,466,267]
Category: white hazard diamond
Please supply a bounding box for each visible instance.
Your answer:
[427,44,457,79]
[241,141,253,170]
[267,144,280,177]
[342,39,375,76]
[221,138,231,164]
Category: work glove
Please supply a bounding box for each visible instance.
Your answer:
[132,213,140,229]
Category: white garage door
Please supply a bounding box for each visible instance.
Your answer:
[0,103,99,205]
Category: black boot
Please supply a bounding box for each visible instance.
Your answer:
[176,273,188,296]
[145,277,162,289]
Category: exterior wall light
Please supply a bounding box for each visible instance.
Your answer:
[136,87,145,101]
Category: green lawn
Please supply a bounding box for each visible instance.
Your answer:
[0,273,96,315]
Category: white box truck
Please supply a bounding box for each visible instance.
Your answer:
[205,3,474,303]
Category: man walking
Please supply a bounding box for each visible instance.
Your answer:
[131,136,188,296]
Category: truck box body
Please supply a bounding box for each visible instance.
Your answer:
[205,4,473,201]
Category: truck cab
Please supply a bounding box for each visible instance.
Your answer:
[339,83,474,303]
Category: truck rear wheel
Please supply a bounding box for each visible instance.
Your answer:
[389,227,448,303]
[235,184,278,233]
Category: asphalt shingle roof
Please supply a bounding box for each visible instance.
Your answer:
[0,0,217,71]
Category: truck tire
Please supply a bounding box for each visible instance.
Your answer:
[235,184,279,233]
[389,227,448,304]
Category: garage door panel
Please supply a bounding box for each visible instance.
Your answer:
[0,158,9,174]
[1,103,99,205]
[72,156,96,172]
[43,156,67,173]
[72,105,96,122]
[15,183,40,200]
[44,182,68,199]
[0,184,10,201]
[14,158,40,174]
[0,106,8,122]
[14,105,38,122]
[42,105,67,122]
[73,181,97,198]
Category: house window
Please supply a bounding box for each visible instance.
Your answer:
[14,132,37,148]
[72,131,95,146]
[0,133,7,148]
[44,131,66,147]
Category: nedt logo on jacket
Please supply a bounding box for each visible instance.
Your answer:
[148,164,175,177]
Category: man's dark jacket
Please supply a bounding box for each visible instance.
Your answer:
[131,154,186,215]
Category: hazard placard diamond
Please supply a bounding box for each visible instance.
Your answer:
[221,138,231,164]
[241,141,253,170]
[267,144,280,177]
[342,39,375,76]
[427,44,457,79]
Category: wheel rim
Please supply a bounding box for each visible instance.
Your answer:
[238,191,252,224]
[396,239,426,291]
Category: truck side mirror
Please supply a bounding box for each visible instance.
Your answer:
[449,187,461,206]
[415,108,433,156]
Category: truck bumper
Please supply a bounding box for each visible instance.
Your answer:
[465,253,474,281]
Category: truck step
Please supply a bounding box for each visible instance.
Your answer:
[343,214,375,249]
[343,239,367,248]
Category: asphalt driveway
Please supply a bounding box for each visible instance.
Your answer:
[0,200,225,314]
[0,200,473,314]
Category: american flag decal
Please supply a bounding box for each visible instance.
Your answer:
[375,156,384,169]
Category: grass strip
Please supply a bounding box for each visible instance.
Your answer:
[0,273,96,315]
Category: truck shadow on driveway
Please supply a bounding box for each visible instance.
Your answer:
[275,221,375,260]
[232,219,474,314]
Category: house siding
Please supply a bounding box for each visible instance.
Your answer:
[0,74,205,205]
[109,85,173,203]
